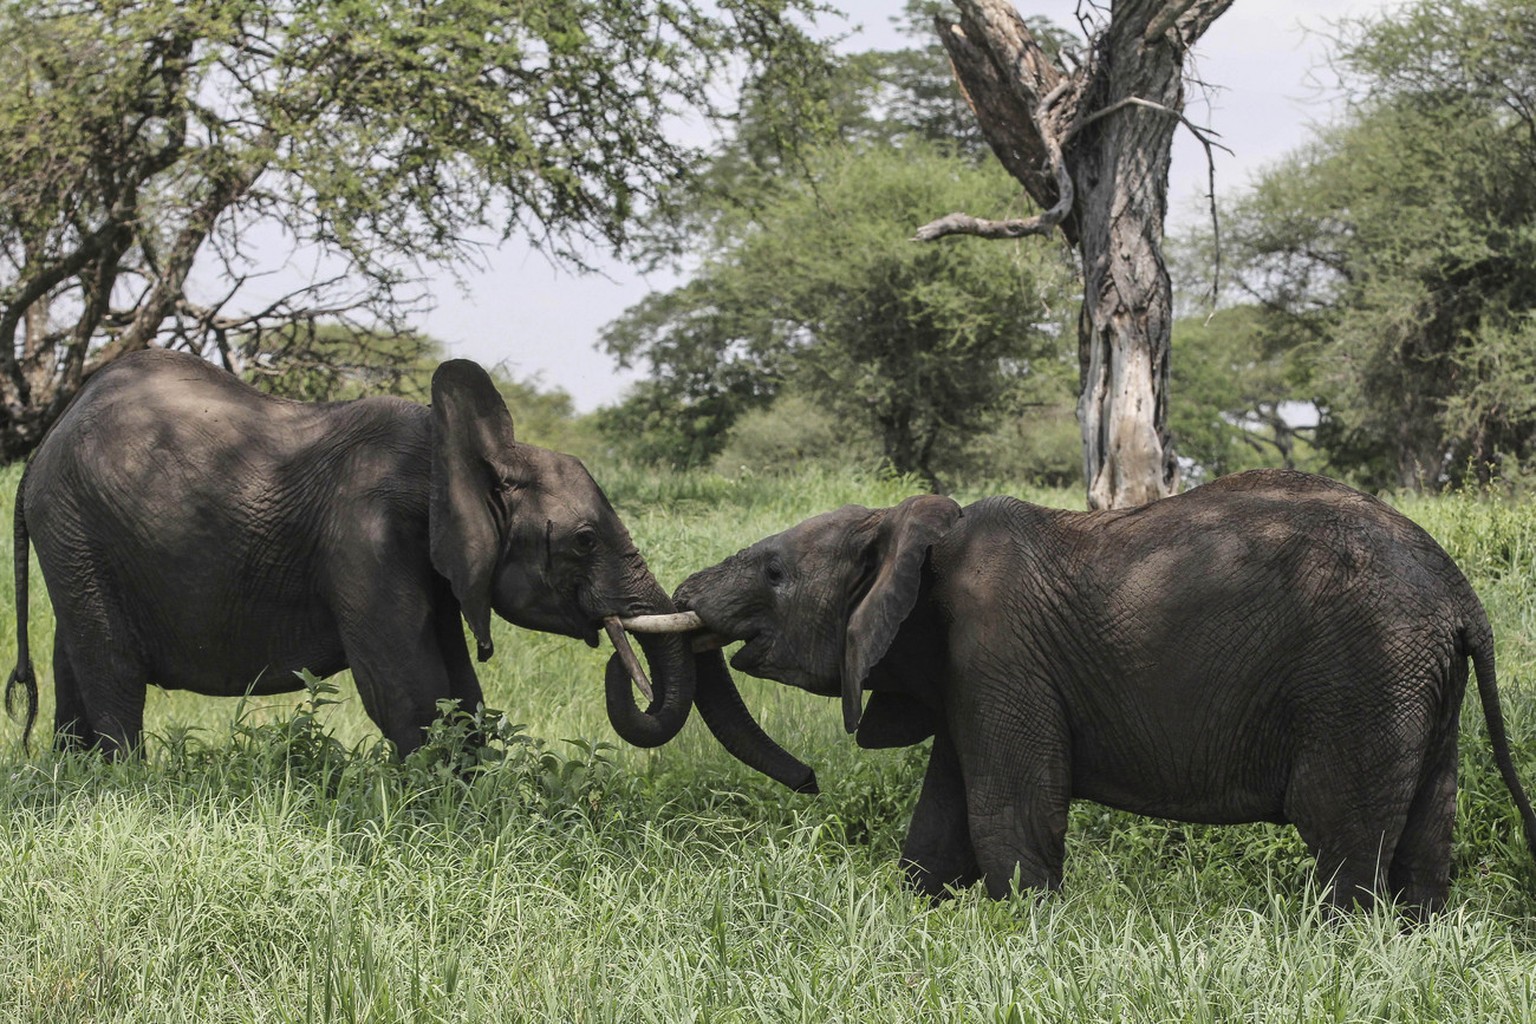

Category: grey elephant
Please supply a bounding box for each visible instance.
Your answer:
[4,348,812,777]
[671,469,1536,912]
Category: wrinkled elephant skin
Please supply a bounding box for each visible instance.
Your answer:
[7,349,694,757]
[674,469,1536,913]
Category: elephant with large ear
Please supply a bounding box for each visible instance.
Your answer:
[5,348,693,757]
[673,470,1536,913]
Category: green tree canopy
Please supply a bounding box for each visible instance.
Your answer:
[0,0,829,458]
[600,16,1077,489]
[601,139,1074,490]
[1168,305,1318,481]
[1220,0,1536,488]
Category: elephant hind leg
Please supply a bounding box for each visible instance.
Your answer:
[1386,723,1460,917]
[1286,746,1422,912]
[51,634,98,753]
[52,632,148,759]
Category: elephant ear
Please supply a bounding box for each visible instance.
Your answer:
[855,692,936,749]
[841,494,961,734]
[430,359,519,663]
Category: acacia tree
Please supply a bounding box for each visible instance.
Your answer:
[1222,0,1536,488]
[0,0,825,459]
[916,0,1233,508]
[602,142,1074,489]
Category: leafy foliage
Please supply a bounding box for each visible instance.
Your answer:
[600,11,1080,489]
[1219,0,1536,488]
[241,324,599,456]
[241,324,444,403]
[1168,306,1321,482]
[0,0,832,459]
[711,390,883,477]
[602,139,1074,488]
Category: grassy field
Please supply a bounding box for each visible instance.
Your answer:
[1,460,1535,1022]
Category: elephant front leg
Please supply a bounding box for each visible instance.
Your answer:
[336,596,459,757]
[433,599,485,716]
[954,687,1072,899]
[330,550,494,756]
[901,731,980,899]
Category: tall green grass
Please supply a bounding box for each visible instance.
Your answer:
[0,462,1534,1022]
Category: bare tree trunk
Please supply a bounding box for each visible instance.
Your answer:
[1072,13,1182,508]
[917,0,1233,508]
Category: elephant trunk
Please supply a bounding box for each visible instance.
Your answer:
[692,649,818,793]
[603,589,696,748]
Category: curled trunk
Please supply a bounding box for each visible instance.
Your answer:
[608,593,818,790]
[603,595,697,748]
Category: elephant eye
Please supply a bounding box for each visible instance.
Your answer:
[764,560,787,587]
[573,528,599,554]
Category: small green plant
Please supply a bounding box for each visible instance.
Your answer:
[228,670,361,793]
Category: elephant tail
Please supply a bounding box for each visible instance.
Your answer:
[1467,621,1536,865]
[6,464,37,752]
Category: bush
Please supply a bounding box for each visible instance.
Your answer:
[955,403,1083,489]
[710,393,882,477]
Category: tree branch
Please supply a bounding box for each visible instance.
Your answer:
[1174,0,1239,47]
[1143,0,1203,43]
[936,4,1075,233]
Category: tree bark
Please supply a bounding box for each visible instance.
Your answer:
[921,0,1234,508]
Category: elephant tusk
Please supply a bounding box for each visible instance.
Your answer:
[603,616,655,703]
[618,611,704,634]
[620,611,726,652]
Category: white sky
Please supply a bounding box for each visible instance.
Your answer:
[415,0,1411,410]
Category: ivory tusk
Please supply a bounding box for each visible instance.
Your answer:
[618,611,704,634]
[603,616,654,703]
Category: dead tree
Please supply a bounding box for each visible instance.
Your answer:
[917,0,1233,509]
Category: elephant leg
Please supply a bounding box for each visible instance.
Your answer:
[954,687,1071,899]
[51,634,98,753]
[336,590,456,756]
[901,731,979,899]
[1387,718,1460,918]
[1287,735,1421,912]
[55,636,147,759]
[346,639,454,757]
[319,554,452,756]
[433,602,484,716]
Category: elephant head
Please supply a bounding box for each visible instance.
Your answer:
[429,360,694,746]
[670,495,961,774]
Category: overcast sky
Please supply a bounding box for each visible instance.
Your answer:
[417,0,1410,411]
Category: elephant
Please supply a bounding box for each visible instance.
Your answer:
[670,469,1536,912]
[2,347,803,765]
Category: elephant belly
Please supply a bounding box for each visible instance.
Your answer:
[1067,715,1293,826]
[1072,769,1290,826]
[143,595,348,697]
[32,497,350,696]
[74,552,351,696]
[144,614,348,700]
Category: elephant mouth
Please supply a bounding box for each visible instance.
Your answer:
[726,633,833,695]
[728,635,770,676]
